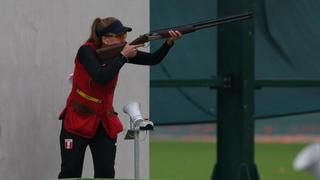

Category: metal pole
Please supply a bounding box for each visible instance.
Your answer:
[134,130,140,179]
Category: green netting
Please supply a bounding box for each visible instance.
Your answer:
[150,0,320,125]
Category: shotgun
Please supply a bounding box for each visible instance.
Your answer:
[96,12,253,61]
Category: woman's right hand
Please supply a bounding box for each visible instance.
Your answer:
[120,44,145,58]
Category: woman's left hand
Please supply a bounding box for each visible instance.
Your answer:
[166,30,182,45]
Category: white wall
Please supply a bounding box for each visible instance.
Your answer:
[0,0,150,179]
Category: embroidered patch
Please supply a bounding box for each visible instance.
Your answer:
[64,139,73,150]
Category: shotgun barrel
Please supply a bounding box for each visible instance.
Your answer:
[97,12,253,61]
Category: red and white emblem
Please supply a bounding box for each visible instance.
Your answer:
[64,139,73,150]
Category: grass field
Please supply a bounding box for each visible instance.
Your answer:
[150,140,313,180]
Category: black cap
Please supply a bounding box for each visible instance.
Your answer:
[96,20,132,37]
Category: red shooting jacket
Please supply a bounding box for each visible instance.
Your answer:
[60,42,123,139]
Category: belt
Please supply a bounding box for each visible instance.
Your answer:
[76,88,102,103]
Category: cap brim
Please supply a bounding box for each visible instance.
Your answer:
[123,26,132,32]
[96,20,133,37]
[113,26,132,34]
